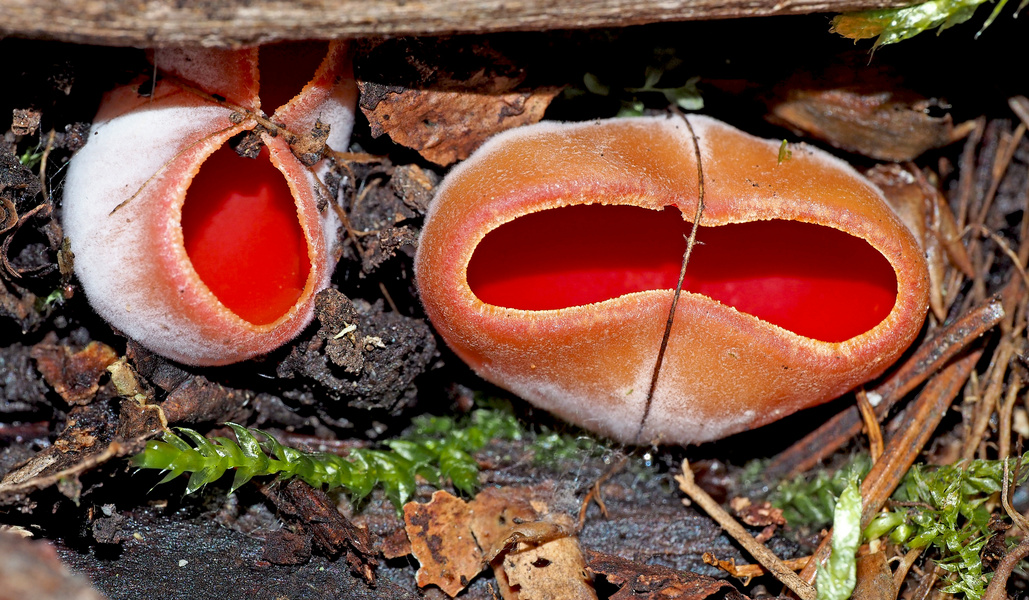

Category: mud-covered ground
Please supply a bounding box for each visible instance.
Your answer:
[1,12,1028,600]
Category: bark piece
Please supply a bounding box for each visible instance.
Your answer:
[260,478,377,580]
[0,0,917,47]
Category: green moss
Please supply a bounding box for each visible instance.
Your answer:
[131,401,612,508]
[767,452,1029,600]
[832,0,1024,47]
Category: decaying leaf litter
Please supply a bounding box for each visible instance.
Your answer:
[0,12,1028,600]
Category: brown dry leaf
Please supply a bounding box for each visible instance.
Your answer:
[586,549,748,600]
[729,497,785,528]
[503,536,597,600]
[865,164,927,243]
[30,334,118,405]
[403,489,483,597]
[853,551,894,600]
[867,163,975,320]
[0,397,165,504]
[381,527,413,559]
[356,38,562,166]
[11,108,42,137]
[468,486,540,561]
[767,67,972,161]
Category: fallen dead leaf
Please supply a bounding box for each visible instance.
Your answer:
[767,65,972,161]
[729,497,785,528]
[586,549,748,600]
[30,334,118,405]
[503,536,596,600]
[468,485,539,562]
[403,485,593,599]
[356,38,562,166]
[404,489,483,597]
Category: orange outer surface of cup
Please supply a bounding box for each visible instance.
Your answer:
[415,115,930,445]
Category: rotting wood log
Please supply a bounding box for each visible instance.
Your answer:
[1,0,917,48]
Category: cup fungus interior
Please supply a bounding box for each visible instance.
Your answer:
[257,41,330,112]
[181,144,311,325]
[467,204,898,342]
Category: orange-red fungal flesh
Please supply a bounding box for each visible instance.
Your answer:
[468,205,897,343]
[63,42,357,366]
[416,116,930,444]
[182,145,311,325]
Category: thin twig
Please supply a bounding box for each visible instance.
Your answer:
[976,224,1029,292]
[635,112,706,443]
[702,552,810,583]
[961,334,1017,460]
[578,454,627,529]
[676,461,816,600]
[892,546,924,596]
[38,129,56,206]
[955,117,986,230]
[856,388,884,462]
[982,535,1029,600]
[998,374,1023,460]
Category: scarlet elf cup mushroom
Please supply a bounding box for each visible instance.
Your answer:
[63,42,357,366]
[415,115,930,445]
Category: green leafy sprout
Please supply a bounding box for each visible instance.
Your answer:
[768,452,1029,600]
[833,0,1026,47]
[567,48,703,117]
[19,147,44,168]
[816,477,861,600]
[131,404,611,509]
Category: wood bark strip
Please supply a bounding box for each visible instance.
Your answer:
[1,0,918,47]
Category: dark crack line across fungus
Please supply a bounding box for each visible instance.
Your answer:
[634,112,706,445]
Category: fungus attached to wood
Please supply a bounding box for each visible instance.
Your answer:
[63,42,357,366]
[416,115,930,445]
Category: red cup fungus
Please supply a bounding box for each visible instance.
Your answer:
[415,115,930,444]
[63,42,357,365]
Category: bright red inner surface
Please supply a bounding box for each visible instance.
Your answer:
[467,205,898,342]
[181,145,311,325]
[257,41,329,112]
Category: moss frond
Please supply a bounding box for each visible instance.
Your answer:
[130,406,540,507]
[832,0,1021,48]
[768,452,1029,600]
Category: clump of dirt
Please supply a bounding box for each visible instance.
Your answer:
[277,288,437,414]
